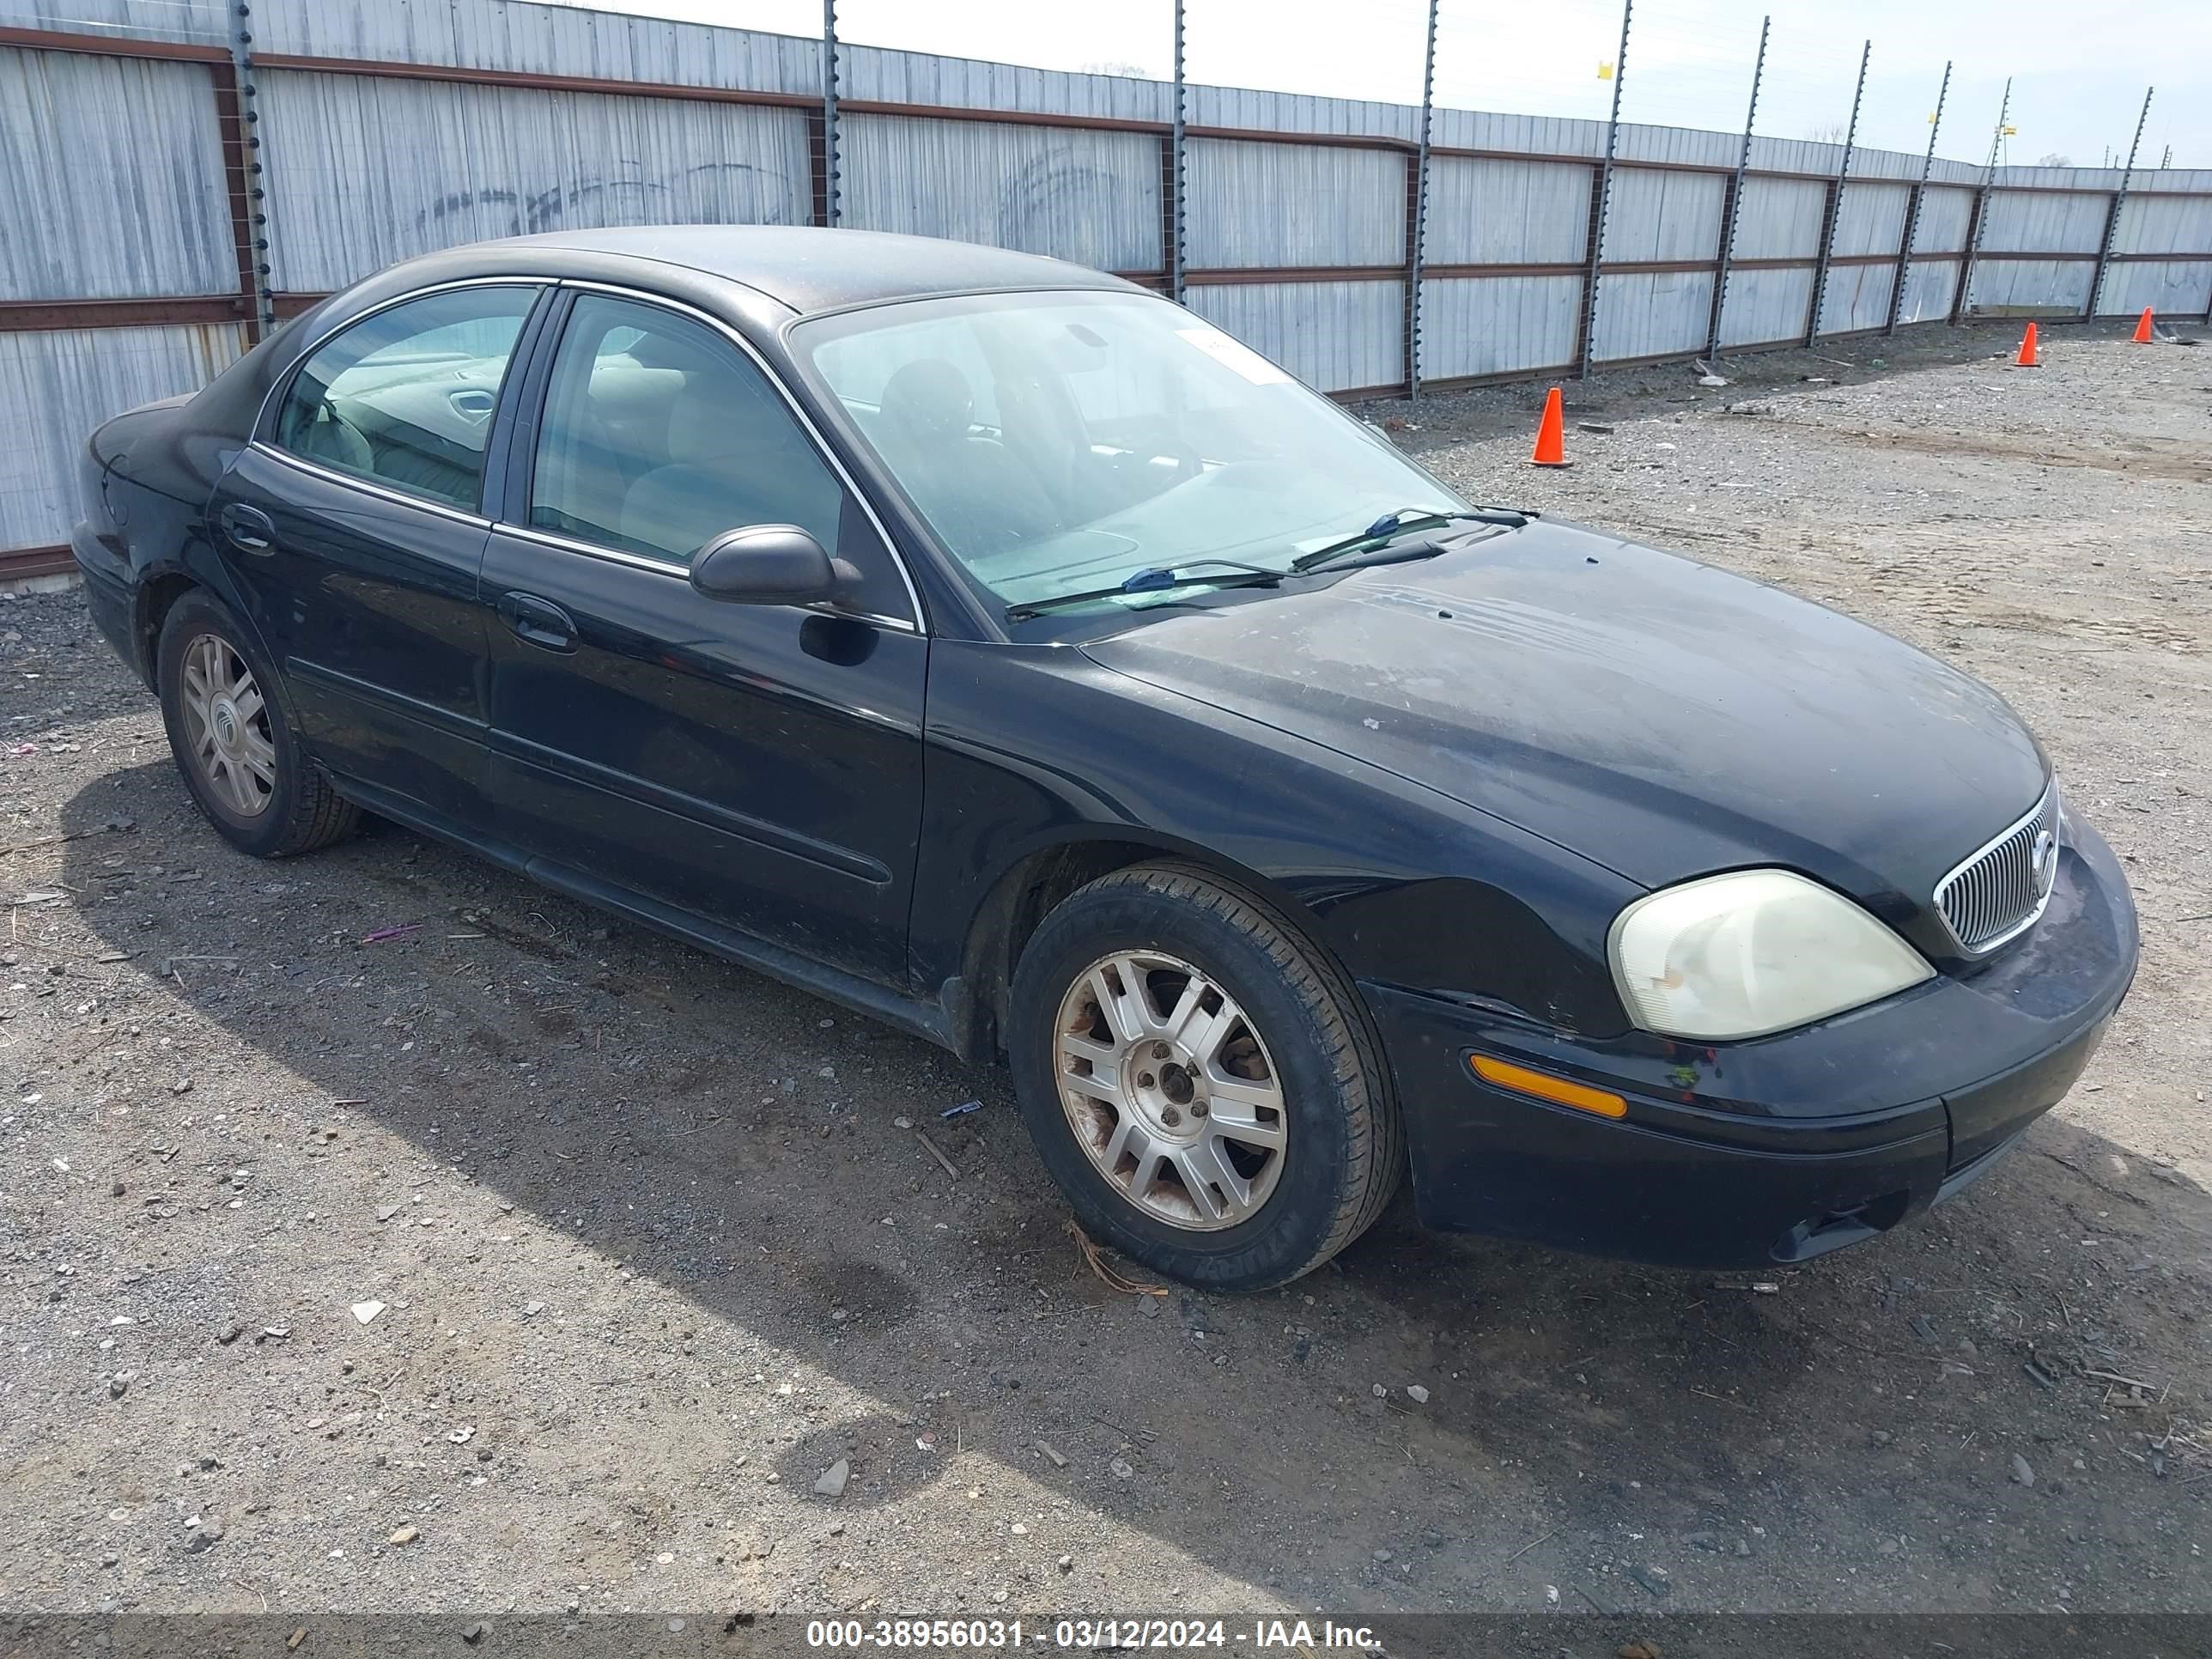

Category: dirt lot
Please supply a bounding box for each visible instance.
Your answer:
[2,319,2208,1629]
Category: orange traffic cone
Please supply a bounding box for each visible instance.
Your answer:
[2132,307,2155,343]
[1530,386,1570,466]
[2013,322,2040,368]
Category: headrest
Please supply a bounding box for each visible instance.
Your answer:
[665,371,787,469]
[880,357,975,444]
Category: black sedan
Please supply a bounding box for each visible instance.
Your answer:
[71,227,2136,1290]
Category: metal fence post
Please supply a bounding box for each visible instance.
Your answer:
[1170,0,1186,304]
[1887,60,1949,335]
[1953,76,2009,324]
[226,3,273,338]
[822,0,842,228]
[2089,87,2153,319]
[1577,0,1632,379]
[1407,0,1438,401]
[1805,39,1869,346]
[1705,15,1768,363]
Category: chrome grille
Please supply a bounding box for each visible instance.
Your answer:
[1935,782,2061,954]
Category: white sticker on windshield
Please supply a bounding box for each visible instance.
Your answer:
[1176,325,1291,386]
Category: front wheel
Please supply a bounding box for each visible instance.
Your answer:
[1008,863,1402,1291]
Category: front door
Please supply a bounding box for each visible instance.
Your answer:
[478,289,928,987]
[212,283,545,818]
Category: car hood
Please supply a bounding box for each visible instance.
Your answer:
[1080,519,2048,910]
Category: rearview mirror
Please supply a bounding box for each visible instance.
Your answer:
[689,525,854,606]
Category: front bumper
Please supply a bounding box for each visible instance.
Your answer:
[1366,817,2138,1268]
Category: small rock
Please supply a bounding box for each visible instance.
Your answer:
[108,1371,133,1399]
[350,1300,384,1325]
[374,1204,400,1223]
[1373,1548,1393,1564]
[524,1300,544,1317]
[1628,1563,1670,1598]
[388,1525,419,1547]
[1371,1383,1388,1398]
[462,1623,489,1647]
[2011,1454,2035,1488]
[1109,1457,1134,1480]
[813,1458,850,1498]
[1011,1522,1029,1536]
[1057,1553,1074,1573]
[169,1079,193,1097]
[1685,1531,1720,1552]
[1619,1641,1663,1659]
[1406,1385,1430,1404]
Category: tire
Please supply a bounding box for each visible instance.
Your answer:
[155,588,357,859]
[1008,861,1403,1291]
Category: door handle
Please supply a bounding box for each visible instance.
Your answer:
[219,501,276,554]
[496,591,579,653]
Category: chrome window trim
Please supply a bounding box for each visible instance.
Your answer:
[247,440,494,530]
[251,274,562,453]
[538,278,928,635]
[495,520,920,635]
[1932,779,2061,957]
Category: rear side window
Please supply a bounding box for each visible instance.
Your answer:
[526,293,844,568]
[271,286,538,511]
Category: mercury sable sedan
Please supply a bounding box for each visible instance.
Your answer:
[72,227,2137,1290]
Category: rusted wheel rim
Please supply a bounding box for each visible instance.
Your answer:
[1053,950,1288,1231]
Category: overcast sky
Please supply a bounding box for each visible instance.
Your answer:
[557,0,2206,170]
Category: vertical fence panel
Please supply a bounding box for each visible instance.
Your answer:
[1183,139,1404,270]
[9,0,2212,568]
[1185,280,1401,394]
[839,113,1160,271]
[253,70,813,294]
[1,323,248,554]
[0,47,236,301]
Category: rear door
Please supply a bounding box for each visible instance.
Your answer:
[477,286,929,987]
[213,282,548,819]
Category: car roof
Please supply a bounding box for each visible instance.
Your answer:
[475,225,1139,315]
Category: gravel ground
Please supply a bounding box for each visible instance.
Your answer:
[1,319,2207,1626]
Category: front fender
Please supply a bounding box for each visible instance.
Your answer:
[914,640,1639,1043]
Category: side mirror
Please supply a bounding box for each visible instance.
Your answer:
[689,525,854,606]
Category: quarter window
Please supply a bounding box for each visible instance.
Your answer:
[271,286,538,511]
[527,294,844,569]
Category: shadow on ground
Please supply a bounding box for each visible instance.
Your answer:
[50,745,2212,1613]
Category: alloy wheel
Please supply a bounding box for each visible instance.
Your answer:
[1053,949,1288,1231]
[178,633,276,818]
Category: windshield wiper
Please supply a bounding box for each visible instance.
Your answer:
[1291,505,1531,573]
[1004,558,1287,621]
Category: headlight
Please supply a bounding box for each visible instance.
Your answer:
[1608,870,1933,1040]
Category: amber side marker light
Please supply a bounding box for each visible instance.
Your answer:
[1469,1054,1628,1119]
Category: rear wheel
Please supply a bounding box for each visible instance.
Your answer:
[1008,863,1402,1290]
[156,590,356,858]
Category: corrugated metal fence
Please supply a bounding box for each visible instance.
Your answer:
[5,0,2211,569]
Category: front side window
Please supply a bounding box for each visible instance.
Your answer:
[271,285,538,511]
[527,294,844,569]
[793,289,1466,623]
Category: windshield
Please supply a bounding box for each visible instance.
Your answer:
[792,289,1467,621]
